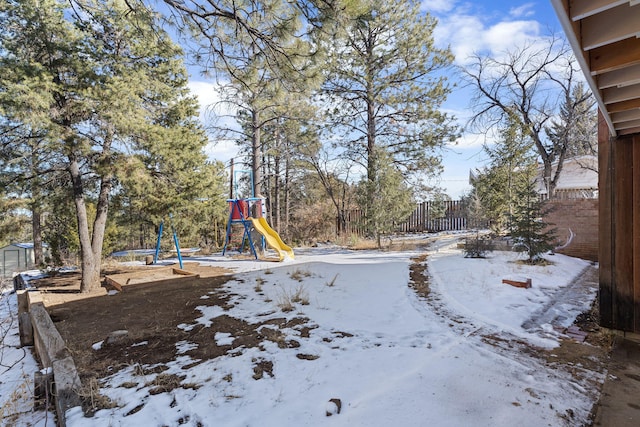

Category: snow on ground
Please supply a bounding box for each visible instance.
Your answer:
[1,238,604,427]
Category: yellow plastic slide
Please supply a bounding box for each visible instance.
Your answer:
[249,217,295,261]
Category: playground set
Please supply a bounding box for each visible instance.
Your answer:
[221,198,294,261]
[111,166,293,263]
[221,167,293,261]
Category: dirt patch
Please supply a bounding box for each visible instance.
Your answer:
[45,274,236,378]
[31,263,312,414]
[31,262,232,306]
[409,253,430,298]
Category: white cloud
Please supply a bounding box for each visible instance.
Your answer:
[188,80,241,163]
[483,20,541,54]
[509,3,536,18]
[204,139,238,164]
[187,80,223,121]
[187,79,241,123]
[433,14,484,63]
[432,6,543,66]
[453,132,486,149]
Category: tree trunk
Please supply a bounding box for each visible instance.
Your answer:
[274,135,281,231]
[68,157,100,293]
[543,162,554,199]
[31,152,43,265]
[367,74,378,241]
[91,132,116,282]
[365,29,378,240]
[550,146,568,198]
[91,173,112,286]
[284,144,290,238]
[252,109,262,198]
[32,207,43,266]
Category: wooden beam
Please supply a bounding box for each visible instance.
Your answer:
[615,118,640,130]
[502,278,532,289]
[581,3,640,50]
[597,63,640,89]
[570,0,628,21]
[603,83,640,104]
[590,37,640,75]
[172,267,199,277]
[599,109,614,329]
[611,109,640,123]
[618,125,640,135]
[104,275,123,292]
[607,97,640,113]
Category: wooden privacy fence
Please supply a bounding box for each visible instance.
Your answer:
[337,200,484,235]
[336,210,366,236]
[399,200,467,233]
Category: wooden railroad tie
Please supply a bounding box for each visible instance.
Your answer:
[502,278,532,289]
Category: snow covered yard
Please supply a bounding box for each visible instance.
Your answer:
[1,239,606,426]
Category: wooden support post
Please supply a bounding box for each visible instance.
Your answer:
[599,109,614,329]
[19,312,33,347]
[104,275,123,292]
[34,369,53,410]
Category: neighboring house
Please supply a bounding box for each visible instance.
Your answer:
[469,155,598,200]
[0,242,48,278]
[536,155,598,199]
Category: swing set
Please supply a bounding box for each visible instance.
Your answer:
[153,213,184,269]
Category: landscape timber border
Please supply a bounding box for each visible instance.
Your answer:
[15,273,82,427]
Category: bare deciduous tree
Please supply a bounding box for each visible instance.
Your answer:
[463,35,597,197]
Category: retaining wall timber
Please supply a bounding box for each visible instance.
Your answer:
[17,288,82,427]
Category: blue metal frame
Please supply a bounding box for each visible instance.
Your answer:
[222,198,259,259]
[170,214,184,269]
[153,215,184,269]
[153,221,164,264]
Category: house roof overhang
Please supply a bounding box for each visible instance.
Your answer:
[550,0,640,137]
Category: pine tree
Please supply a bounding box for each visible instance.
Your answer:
[322,0,457,237]
[356,150,414,247]
[0,0,212,291]
[510,166,557,264]
[546,81,598,172]
[0,193,30,246]
[471,115,536,233]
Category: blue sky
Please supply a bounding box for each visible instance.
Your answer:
[424,1,563,198]
[187,1,565,199]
